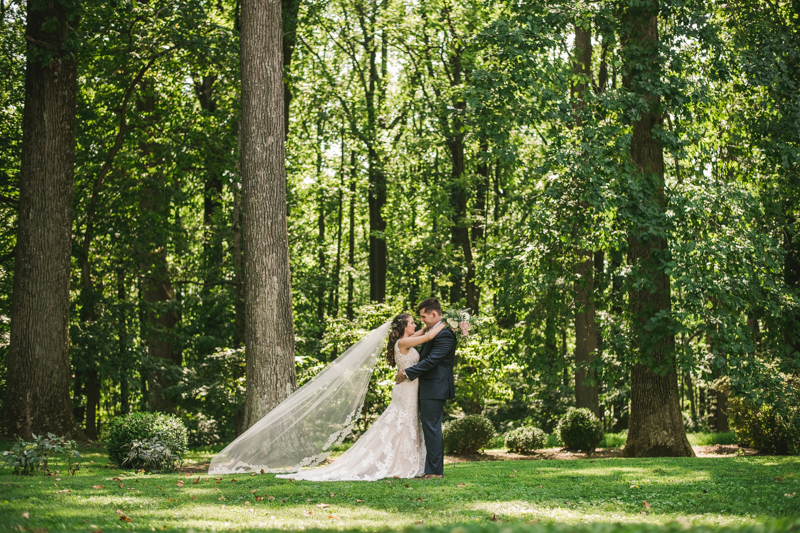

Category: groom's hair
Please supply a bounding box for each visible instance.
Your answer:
[417,297,442,315]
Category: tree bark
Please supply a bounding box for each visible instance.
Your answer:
[137,86,180,413]
[1,0,84,439]
[240,0,297,429]
[281,0,302,138]
[571,24,600,418]
[621,0,693,457]
[347,151,356,320]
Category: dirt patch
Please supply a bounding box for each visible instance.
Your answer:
[179,444,758,473]
[443,444,757,463]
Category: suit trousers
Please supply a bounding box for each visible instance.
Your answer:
[419,398,446,475]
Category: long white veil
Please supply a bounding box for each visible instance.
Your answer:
[208,320,391,474]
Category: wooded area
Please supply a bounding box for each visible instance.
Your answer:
[0,0,798,456]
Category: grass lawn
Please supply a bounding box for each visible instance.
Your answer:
[1,444,799,533]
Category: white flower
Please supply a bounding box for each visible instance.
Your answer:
[463,312,470,321]
[447,319,458,329]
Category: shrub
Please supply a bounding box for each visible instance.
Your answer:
[2,433,81,476]
[724,377,800,456]
[105,412,188,468]
[556,407,604,452]
[505,426,546,453]
[443,415,495,455]
[124,437,182,472]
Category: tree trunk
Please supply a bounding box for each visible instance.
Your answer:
[240,0,297,429]
[571,23,600,419]
[329,135,345,319]
[117,269,130,415]
[137,87,180,413]
[347,151,356,320]
[621,0,693,457]
[85,370,100,440]
[281,0,302,138]
[1,1,84,439]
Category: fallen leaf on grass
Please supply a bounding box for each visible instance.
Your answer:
[216,481,221,484]
[640,511,647,516]
[157,486,163,490]
[509,474,515,477]
[167,498,176,503]
[219,496,226,501]
[404,484,409,488]
[393,475,401,479]
[268,496,275,500]
[630,485,640,489]
[316,503,330,509]
[92,485,103,489]
[21,513,29,519]
[329,492,335,497]
[415,520,424,524]
[221,505,226,509]
[702,489,708,494]
[54,483,58,487]
[526,520,539,524]
[116,510,132,523]
[214,477,222,480]
[112,477,121,481]
[260,469,265,474]
[191,477,200,484]
[327,515,340,520]
[776,477,784,482]
[250,489,258,493]
[55,478,61,481]
[244,501,250,506]
[231,479,238,482]
[303,510,314,517]
[785,493,796,497]
[119,483,124,489]
[356,499,365,503]
[250,473,257,476]
[177,481,184,487]
[281,499,286,503]
[256,496,263,501]
[191,496,197,500]
[214,487,221,492]
[644,500,651,510]
[414,497,423,502]
[457,483,466,488]
[385,480,392,484]
[185,473,191,477]
[90,528,102,533]
[490,514,499,522]
[536,470,540,474]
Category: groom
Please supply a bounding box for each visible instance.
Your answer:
[395,297,456,478]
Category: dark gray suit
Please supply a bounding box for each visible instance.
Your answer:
[404,327,456,475]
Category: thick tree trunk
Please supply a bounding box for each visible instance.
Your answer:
[281,0,302,138]
[85,370,100,440]
[571,24,600,418]
[1,1,83,439]
[621,0,693,457]
[240,0,297,429]
[117,269,130,415]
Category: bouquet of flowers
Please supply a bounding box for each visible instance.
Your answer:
[442,308,477,339]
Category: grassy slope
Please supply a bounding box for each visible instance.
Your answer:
[0,445,798,532]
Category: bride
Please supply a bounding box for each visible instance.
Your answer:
[276,315,445,481]
[208,313,445,480]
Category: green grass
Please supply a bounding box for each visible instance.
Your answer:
[1,444,799,532]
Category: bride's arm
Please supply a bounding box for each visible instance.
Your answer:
[397,321,446,350]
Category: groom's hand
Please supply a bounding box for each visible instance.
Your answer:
[395,368,407,384]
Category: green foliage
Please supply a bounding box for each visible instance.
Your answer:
[1,433,80,476]
[504,426,546,453]
[123,436,182,472]
[726,378,800,455]
[443,415,495,455]
[104,412,188,467]
[556,407,604,453]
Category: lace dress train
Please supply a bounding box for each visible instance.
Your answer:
[276,344,425,481]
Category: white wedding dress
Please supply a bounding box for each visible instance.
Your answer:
[276,342,425,481]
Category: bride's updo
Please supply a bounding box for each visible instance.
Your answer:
[386,313,412,367]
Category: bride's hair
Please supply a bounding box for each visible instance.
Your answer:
[386,313,412,368]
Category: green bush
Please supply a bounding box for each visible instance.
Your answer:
[556,407,604,452]
[1,433,81,476]
[443,415,495,455]
[124,437,182,472]
[724,377,800,455]
[504,426,546,453]
[105,412,188,468]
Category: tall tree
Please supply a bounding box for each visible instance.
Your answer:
[1,0,83,439]
[240,0,297,429]
[571,22,600,418]
[620,0,693,457]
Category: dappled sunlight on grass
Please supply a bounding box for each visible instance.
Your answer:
[1,445,798,532]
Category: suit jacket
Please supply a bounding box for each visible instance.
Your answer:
[405,327,456,400]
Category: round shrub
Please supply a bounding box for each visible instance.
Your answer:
[105,412,188,467]
[443,415,495,455]
[505,426,546,453]
[556,407,603,452]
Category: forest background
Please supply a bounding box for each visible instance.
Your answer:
[0,0,798,454]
